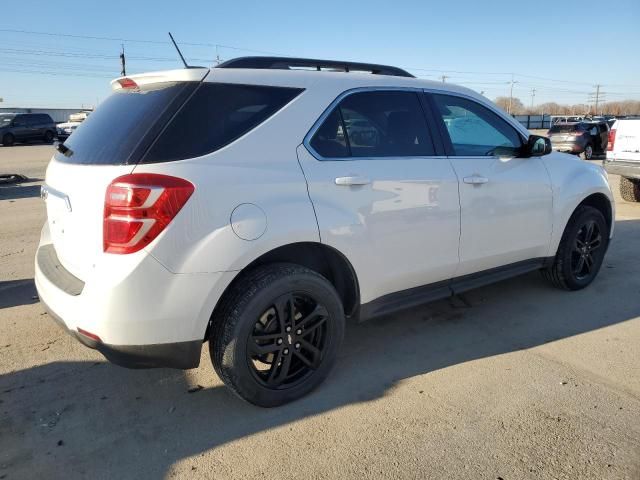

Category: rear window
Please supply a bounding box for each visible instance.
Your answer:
[142,83,303,163]
[55,82,196,165]
[549,124,582,133]
[55,82,302,165]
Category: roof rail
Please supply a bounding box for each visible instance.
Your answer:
[216,56,415,78]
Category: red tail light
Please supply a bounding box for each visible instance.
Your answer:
[104,173,194,254]
[607,129,616,151]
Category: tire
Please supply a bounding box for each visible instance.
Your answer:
[2,133,14,146]
[43,130,54,143]
[210,263,345,407]
[581,144,593,160]
[619,177,640,203]
[542,205,608,290]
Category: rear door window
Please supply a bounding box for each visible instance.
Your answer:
[309,90,435,159]
[309,108,349,158]
[142,83,304,163]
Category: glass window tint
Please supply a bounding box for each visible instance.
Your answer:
[13,116,27,127]
[56,82,194,165]
[143,83,304,163]
[340,91,434,157]
[433,94,523,157]
[309,108,349,158]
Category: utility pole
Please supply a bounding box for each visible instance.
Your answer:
[588,84,605,115]
[215,45,222,65]
[440,74,449,83]
[119,44,126,76]
[508,74,518,114]
[530,88,536,108]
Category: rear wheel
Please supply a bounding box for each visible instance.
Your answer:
[619,177,640,202]
[2,133,14,146]
[542,206,608,290]
[581,144,593,160]
[210,263,345,407]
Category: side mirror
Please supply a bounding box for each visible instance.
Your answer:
[524,134,552,157]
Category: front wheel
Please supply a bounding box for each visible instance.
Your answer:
[542,206,608,290]
[210,263,345,407]
[43,130,54,143]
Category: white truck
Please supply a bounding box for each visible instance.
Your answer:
[605,118,640,202]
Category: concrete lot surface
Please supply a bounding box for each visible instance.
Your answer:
[1,145,639,479]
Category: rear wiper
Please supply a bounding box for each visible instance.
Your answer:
[54,141,74,158]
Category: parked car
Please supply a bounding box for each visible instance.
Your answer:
[547,121,609,159]
[604,118,640,202]
[35,57,614,406]
[56,121,82,141]
[0,113,56,146]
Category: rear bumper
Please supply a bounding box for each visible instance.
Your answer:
[42,297,202,369]
[604,160,640,180]
[551,142,582,153]
[34,226,235,369]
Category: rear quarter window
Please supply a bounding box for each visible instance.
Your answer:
[142,83,304,163]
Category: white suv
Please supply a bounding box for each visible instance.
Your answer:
[35,57,614,406]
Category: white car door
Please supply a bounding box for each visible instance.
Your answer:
[298,90,460,307]
[427,92,553,277]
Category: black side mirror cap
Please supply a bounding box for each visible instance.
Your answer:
[524,134,552,157]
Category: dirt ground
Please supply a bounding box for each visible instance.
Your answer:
[1,145,639,480]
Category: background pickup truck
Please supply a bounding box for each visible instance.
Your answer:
[604,118,640,202]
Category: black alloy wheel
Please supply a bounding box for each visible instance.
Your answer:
[542,205,608,290]
[570,219,603,281]
[210,263,345,407]
[248,292,328,389]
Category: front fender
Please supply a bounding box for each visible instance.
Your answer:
[543,153,614,256]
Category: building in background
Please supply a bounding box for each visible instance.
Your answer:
[0,107,93,123]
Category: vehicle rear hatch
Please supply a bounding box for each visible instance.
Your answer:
[548,124,582,143]
[613,120,640,162]
[43,68,209,280]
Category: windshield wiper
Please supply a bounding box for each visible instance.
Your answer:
[54,141,74,158]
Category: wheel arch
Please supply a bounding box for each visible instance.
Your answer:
[204,241,360,341]
[577,192,613,234]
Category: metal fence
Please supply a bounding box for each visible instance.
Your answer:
[513,114,551,130]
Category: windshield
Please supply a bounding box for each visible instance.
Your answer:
[0,114,15,125]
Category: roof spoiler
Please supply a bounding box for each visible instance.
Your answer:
[217,56,414,78]
[110,68,209,91]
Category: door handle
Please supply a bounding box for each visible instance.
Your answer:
[335,176,371,186]
[463,175,489,185]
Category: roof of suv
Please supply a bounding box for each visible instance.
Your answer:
[113,57,482,99]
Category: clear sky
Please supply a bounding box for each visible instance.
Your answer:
[1,0,639,108]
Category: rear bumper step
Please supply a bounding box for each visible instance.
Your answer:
[604,160,640,180]
[37,244,85,296]
[41,297,202,370]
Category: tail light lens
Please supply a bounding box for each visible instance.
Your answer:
[607,129,616,151]
[104,173,194,254]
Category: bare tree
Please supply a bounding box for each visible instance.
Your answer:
[494,96,525,114]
